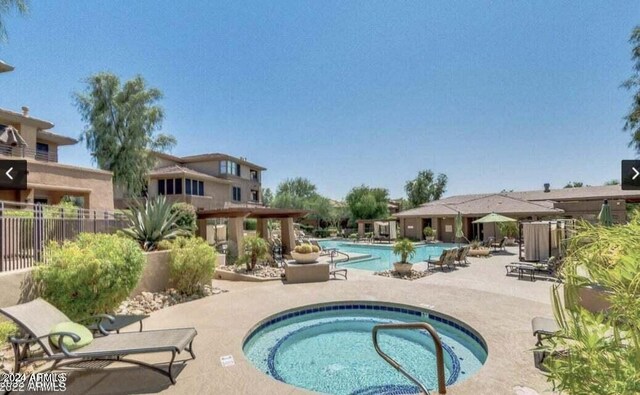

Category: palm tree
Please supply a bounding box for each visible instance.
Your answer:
[0,0,29,42]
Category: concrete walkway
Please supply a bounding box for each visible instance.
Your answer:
[56,247,558,395]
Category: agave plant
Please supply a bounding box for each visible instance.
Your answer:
[121,196,191,251]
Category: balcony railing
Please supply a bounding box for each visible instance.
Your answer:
[0,145,58,162]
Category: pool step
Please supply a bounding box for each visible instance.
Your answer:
[350,384,420,395]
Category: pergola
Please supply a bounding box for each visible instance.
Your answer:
[196,207,309,256]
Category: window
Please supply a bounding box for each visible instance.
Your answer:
[192,179,198,195]
[36,142,49,153]
[198,181,204,196]
[175,178,182,195]
[166,179,174,195]
[158,179,165,195]
[250,170,259,181]
[185,178,191,195]
[220,160,240,176]
[251,189,259,202]
[232,186,241,201]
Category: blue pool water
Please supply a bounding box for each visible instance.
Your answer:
[318,240,459,271]
[243,302,487,395]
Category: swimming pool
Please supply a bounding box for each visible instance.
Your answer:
[243,302,487,395]
[318,240,460,271]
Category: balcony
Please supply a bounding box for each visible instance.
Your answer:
[0,145,58,162]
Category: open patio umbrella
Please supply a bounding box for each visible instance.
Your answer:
[454,211,464,246]
[597,199,613,227]
[472,212,516,241]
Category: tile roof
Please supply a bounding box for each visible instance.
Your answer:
[395,193,563,218]
[149,165,231,184]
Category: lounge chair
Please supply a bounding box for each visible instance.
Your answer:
[455,246,471,265]
[531,316,559,346]
[310,240,330,256]
[505,257,560,281]
[0,298,197,384]
[491,237,507,252]
[426,249,455,271]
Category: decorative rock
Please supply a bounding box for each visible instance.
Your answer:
[218,264,284,279]
[116,286,229,315]
[374,270,431,281]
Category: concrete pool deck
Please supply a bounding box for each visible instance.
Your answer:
[52,247,557,395]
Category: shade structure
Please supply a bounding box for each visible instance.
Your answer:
[454,211,464,244]
[597,200,613,227]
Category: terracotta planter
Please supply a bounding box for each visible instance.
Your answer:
[468,248,491,257]
[393,262,413,274]
[291,251,320,264]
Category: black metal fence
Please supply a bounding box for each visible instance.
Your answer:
[0,201,129,272]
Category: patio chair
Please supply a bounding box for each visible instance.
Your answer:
[532,316,559,346]
[505,256,559,281]
[310,240,330,256]
[426,249,455,271]
[491,237,507,252]
[455,245,471,265]
[0,298,197,385]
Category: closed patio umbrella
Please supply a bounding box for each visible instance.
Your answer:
[0,125,27,147]
[597,199,613,227]
[472,212,516,241]
[455,211,464,246]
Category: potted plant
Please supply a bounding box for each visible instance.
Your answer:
[423,226,436,242]
[291,243,321,264]
[468,240,491,256]
[392,238,416,274]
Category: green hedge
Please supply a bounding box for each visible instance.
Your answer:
[169,237,217,295]
[34,233,145,320]
[314,228,331,238]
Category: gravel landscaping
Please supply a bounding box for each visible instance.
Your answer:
[117,285,229,315]
[217,264,284,279]
[374,270,432,280]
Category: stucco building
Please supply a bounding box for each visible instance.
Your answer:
[395,184,640,242]
[115,151,265,210]
[0,107,114,210]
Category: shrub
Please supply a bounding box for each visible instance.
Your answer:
[0,321,18,345]
[169,237,217,296]
[170,203,198,234]
[121,196,191,251]
[244,219,257,231]
[423,226,435,238]
[314,228,330,238]
[498,222,518,238]
[34,233,144,320]
[348,233,358,240]
[393,238,416,264]
[237,236,270,271]
[543,219,640,393]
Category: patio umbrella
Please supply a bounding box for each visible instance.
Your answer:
[454,211,464,246]
[472,212,516,241]
[0,125,27,147]
[597,199,613,227]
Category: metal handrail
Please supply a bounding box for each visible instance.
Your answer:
[329,249,349,263]
[372,322,447,395]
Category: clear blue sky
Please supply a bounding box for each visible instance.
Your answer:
[1,1,638,199]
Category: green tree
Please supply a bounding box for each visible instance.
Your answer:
[623,25,640,154]
[564,181,585,188]
[272,177,318,209]
[261,187,273,207]
[404,170,447,208]
[74,73,176,196]
[0,0,28,42]
[306,195,333,225]
[604,179,620,186]
[345,185,389,220]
